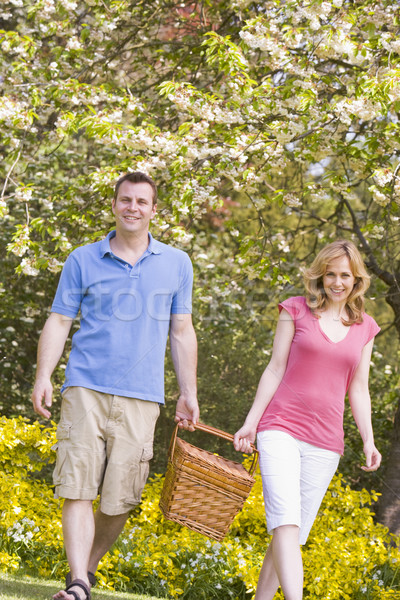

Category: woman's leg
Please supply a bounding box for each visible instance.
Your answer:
[255,525,303,600]
[272,525,303,599]
[254,540,280,600]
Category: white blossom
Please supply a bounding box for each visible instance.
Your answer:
[47,258,63,274]
[64,0,78,9]
[15,187,33,202]
[373,168,393,186]
[0,98,28,128]
[66,37,82,51]
[370,225,385,239]
[39,0,56,16]
[20,258,39,276]
[284,193,302,208]
[369,185,391,207]
[55,115,72,131]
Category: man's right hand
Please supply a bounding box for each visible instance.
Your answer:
[31,377,53,419]
[30,312,73,420]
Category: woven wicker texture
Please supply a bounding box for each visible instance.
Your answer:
[159,423,258,541]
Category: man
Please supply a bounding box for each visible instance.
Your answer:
[31,172,199,600]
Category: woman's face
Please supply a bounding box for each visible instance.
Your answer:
[322,255,355,306]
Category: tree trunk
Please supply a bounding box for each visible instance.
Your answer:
[385,279,400,341]
[342,204,400,532]
[376,395,400,535]
[376,279,400,533]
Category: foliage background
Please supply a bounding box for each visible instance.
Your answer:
[1,0,400,466]
[1,0,400,576]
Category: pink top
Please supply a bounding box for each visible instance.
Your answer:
[257,296,380,454]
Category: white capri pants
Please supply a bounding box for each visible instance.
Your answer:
[257,430,340,545]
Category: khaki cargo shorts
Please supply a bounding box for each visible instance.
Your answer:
[52,386,160,515]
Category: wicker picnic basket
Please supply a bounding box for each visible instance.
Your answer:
[159,422,258,541]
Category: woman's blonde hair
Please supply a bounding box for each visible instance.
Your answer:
[303,240,371,325]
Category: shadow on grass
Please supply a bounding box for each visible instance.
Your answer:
[0,573,165,600]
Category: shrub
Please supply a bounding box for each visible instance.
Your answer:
[1,416,399,599]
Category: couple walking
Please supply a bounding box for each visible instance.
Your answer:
[32,171,380,600]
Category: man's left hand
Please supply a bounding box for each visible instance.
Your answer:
[174,394,199,431]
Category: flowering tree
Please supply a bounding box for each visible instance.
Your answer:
[1,0,400,529]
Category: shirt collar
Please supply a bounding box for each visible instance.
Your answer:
[100,231,162,258]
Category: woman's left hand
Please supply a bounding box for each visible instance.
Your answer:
[361,443,382,472]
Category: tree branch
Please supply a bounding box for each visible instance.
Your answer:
[341,194,395,286]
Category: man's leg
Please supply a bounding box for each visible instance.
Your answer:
[88,509,130,575]
[53,502,130,600]
[53,500,94,600]
[92,396,159,570]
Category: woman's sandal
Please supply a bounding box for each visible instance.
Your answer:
[65,572,96,588]
[64,579,91,600]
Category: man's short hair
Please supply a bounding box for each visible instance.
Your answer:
[114,172,158,206]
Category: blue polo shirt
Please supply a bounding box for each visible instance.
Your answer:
[51,231,193,404]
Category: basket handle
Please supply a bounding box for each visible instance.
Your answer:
[168,422,259,477]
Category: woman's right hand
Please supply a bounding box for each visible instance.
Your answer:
[233,423,257,454]
[233,310,294,455]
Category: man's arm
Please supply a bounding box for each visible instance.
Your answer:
[170,313,199,430]
[31,312,73,419]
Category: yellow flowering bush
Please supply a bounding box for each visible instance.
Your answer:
[0,416,63,578]
[1,416,399,599]
[0,415,56,475]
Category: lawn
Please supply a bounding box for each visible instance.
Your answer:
[0,573,166,600]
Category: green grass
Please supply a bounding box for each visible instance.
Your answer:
[0,573,166,600]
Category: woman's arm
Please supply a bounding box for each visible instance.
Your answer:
[348,338,381,472]
[233,309,295,453]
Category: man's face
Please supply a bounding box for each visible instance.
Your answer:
[112,181,157,236]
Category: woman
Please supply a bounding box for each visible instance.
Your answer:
[233,240,381,600]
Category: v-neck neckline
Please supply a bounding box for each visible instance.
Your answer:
[316,318,352,344]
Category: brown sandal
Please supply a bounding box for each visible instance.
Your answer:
[63,579,91,600]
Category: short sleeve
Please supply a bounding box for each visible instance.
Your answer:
[364,313,380,345]
[278,296,308,322]
[171,252,193,314]
[51,252,83,318]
